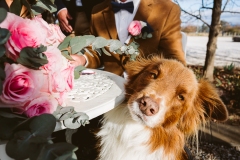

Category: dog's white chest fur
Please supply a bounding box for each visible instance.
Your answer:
[97,105,175,160]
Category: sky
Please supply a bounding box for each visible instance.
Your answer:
[174,0,240,26]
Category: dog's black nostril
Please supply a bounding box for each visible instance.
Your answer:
[138,97,159,116]
[150,108,155,114]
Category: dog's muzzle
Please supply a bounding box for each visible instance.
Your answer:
[137,96,159,116]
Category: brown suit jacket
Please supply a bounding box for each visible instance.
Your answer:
[85,0,186,75]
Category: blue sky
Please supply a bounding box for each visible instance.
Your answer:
[174,0,240,26]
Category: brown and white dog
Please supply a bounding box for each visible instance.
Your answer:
[96,56,228,160]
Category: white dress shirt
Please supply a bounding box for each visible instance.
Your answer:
[114,0,141,44]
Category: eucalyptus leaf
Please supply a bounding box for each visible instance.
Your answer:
[74,70,80,79]
[59,112,73,121]
[147,33,153,38]
[37,142,78,160]
[29,114,56,137]
[0,66,5,80]
[58,35,72,50]
[0,28,11,45]
[102,47,111,56]
[59,106,74,114]
[14,114,56,138]
[0,111,27,119]
[9,0,22,16]
[109,40,122,52]
[92,37,108,48]
[70,36,87,54]
[6,130,32,159]
[142,32,148,39]
[74,65,85,73]
[17,46,48,69]
[61,50,74,60]
[0,8,7,23]
[31,0,57,14]
[82,35,95,45]
[0,45,6,57]
[63,117,82,129]
[0,116,22,140]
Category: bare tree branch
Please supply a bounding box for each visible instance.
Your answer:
[222,0,230,12]
[201,0,213,9]
[181,9,210,27]
[222,10,240,13]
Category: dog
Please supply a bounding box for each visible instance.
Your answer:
[96,56,228,160]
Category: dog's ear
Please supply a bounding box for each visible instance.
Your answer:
[125,57,152,77]
[196,79,228,122]
[178,79,228,135]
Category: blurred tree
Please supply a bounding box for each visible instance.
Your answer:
[174,0,240,81]
[181,25,198,33]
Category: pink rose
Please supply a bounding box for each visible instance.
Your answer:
[41,46,67,73]
[47,24,66,46]
[1,13,49,60]
[23,93,58,118]
[52,64,74,93]
[128,21,142,36]
[0,63,44,105]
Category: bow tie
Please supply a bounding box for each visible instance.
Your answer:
[111,1,134,13]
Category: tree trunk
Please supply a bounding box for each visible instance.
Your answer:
[203,0,222,81]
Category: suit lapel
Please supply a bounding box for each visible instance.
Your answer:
[102,2,118,39]
[134,0,153,21]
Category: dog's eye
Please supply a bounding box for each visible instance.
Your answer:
[178,94,184,101]
[150,72,158,79]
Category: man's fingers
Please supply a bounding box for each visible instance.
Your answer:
[67,13,73,20]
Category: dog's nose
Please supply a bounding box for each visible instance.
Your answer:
[138,97,159,116]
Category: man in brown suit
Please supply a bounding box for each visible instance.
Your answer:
[73,0,186,76]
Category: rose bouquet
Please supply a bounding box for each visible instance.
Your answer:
[0,2,141,158]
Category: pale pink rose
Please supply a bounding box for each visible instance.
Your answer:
[47,24,66,46]
[52,63,74,93]
[41,46,67,73]
[3,15,49,60]
[0,63,44,105]
[23,93,58,118]
[128,21,142,36]
[0,12,24,29]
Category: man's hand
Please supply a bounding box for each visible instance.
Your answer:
[57,8,73,33]
[70,54,87,67]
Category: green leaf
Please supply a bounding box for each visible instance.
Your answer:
[6,130,32,159]
[0,45,6,57]
[31,0,57,14]
[0,116,23,140]
[109,40,122,52]
[14,114,56,138]
[58,35,72,50]
[147,33,153,38]
[70,36,87,54]
[9,0,22,16]
[92,37,108,49]
[37,142,78,160]
[17,46,48,69]
[0,28,11,45]
[0,8,7,23]
[0,64,5,81]
[74,65,85,79]
[0,111,27,119]
[63,112,89,129]
[74,65,85,73]
[102,47,112,56]
[82,35,95,45]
